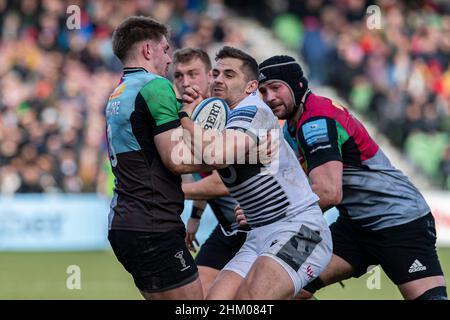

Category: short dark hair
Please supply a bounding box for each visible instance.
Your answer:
[215,46,258,81]
[173,47,212,71]
[112,16,168,63]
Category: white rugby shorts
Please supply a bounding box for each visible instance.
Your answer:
[222,204,333,295]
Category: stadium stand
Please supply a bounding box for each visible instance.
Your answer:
[226,0,450,189]
[0,0,449,196]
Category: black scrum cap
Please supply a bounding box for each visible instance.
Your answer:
[258,55,308,106]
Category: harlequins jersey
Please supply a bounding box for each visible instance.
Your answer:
[105,67,184,233]
[284,91,430,230]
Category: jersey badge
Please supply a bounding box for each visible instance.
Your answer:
[302,119,329,146]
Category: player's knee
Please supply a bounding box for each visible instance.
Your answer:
[303,277,325,295]
[414,286,447,300]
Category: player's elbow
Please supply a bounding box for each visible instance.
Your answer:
[168,165,182,175]
[164,160,188,175]
[161,153,195,174]
[172,164,194,175]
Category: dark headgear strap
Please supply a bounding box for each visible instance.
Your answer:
[258,56,308,106]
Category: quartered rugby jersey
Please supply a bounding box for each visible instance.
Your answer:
[217,92,319,228]
[105,67,184,233]
[284,91,430,230]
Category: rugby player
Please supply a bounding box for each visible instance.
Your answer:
[254,55,447,300]
[106,17,212,300]
[179,46,333,299]
[172,47,247,297]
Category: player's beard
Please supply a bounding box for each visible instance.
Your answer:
[269,103,290,120]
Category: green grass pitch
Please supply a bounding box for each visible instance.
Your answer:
[1,248,449,299]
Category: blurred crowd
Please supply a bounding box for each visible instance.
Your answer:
[1,0,449,194]
[0,0,247,195]
[233,0,450,189]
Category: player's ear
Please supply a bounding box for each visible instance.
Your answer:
[142,41,152,61]
[245,80,258,94]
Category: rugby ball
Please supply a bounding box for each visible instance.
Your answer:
[191,97,230,130]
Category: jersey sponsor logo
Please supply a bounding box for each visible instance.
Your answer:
[302,119,329,146]
[109,83,126,100]
[408,259,426,273]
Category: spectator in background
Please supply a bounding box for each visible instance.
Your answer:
[0,0,242,195]
[1,0,449,193]
[440,145,450,189]
[232,0,450,189]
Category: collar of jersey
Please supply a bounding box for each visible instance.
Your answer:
[123,67,148,75]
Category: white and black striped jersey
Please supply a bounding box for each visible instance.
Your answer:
[217,92,319,228]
